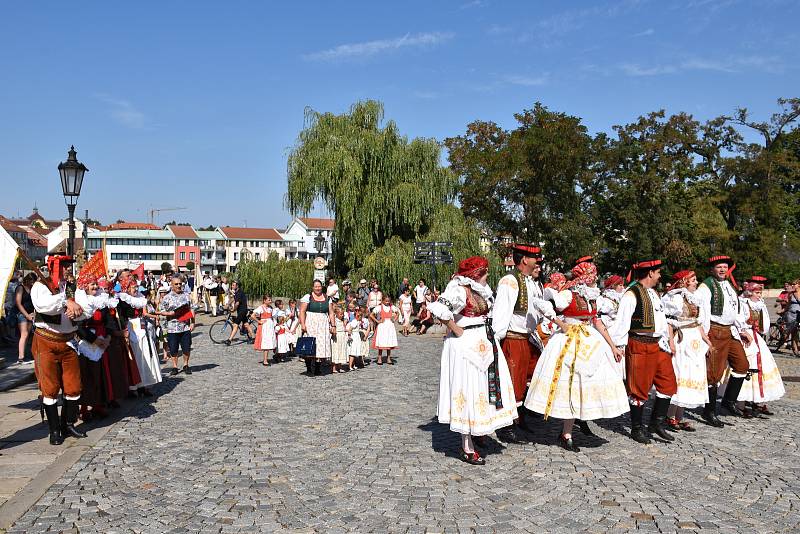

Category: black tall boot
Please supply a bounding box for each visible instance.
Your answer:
[576,419,596,437]
[647,397,675,442]
[305,357,315,376]
[44,403,64,446]
[314,360,322,375]
[701,385,724,427]
[629,405,650,444]
[61,399,87,439]
[721,376,748,417]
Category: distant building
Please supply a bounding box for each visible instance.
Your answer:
[219,227,286,272]
[167,225,200,272]
[196,229,227,275]
[86,229,176,273]
[281,217,334,261]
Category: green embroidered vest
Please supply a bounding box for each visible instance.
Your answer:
[702,277,725,316]
[629,282,655,333]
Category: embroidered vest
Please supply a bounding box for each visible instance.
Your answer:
[629,283,655,333]
[702,277,725,316]
[746,303,764,331]
[561,291,596,319]
[513,270,528,315]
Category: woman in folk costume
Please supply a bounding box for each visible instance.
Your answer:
[524,261,629,452]
[118,280,162,397]
[737,276,785,415]
[370,294,400,365]
[253,295,277,366]
[427,256,517,465]
[299,280,335,376]
[87,278,130,408]
[661,270,711,432]
[75,274,109,421]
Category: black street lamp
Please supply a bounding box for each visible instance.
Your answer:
[314,231,326,255]
[58,146,88,257]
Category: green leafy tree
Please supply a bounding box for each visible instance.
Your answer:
[446,103,597,269]
[286,100,483,291]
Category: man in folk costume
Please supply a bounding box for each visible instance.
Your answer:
[608,260,678,444]
[492,243,556,442]
[31,255,90,445]
[694,255,752,425]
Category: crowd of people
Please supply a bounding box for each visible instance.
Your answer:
[7,247,796,459]
[430,246,792,465]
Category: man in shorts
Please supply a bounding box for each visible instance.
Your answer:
[157,276,195,376]
[226,281,253,345]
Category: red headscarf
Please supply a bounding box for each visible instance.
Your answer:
[77,272,98,290]
[457,256,489,281]
[666,270,695,292]
[545,272,567,291]
[603,274,623,289]
[566,261,597,289]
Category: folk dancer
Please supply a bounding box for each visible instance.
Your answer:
[661,270,711,432]
[525,261,629,452]
[492,244,556,443]
[31,255,90,445]
[737,276,785,416]
[694,255,752,425]
[608,260,678,444]
[596,274,626,379]
[428,256,517,465]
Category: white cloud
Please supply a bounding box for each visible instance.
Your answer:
[303,32,454,62]
[632,28,655,37]
[620,55,784,77]
[504,74,548,86]
[94,94,147,129]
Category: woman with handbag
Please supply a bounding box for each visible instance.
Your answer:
[298,279,335,376]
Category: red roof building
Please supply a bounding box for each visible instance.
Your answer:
[166,225,200,272]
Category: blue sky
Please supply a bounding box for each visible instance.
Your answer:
[1,0,797,229]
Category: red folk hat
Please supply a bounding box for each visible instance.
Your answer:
[626,259,663,282]
[457,256,489,280]
[574,255,594,266]
[707,255,733,266]
[666,269,695,292]
[46,255,75,287]
[603,274,623,289]
[509,243,542,258]
[746,275,768,285]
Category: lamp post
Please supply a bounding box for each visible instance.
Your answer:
[314,231,326,255]
[58,146,88,257]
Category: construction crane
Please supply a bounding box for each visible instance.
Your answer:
[149,207,187,225]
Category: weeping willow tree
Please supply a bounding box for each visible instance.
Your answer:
[235,252,314,300]
[287,100,484,288]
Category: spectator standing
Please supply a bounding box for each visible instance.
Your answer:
[398,286,413,337]
[327,278,340,302]
[398,277,410,299]
[157,276,195,375]
[413,279,430,315]
[226,281,253,345]
[367,283,383,312]
[356,279,370,308]
[14,273,37,364]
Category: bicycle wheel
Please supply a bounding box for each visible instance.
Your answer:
[767,325,780,347]
[209,319,232,344]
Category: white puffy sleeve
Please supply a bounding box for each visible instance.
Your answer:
[694,284,712,334]
[300,294,311,304]
[607,291,636,347]
[543,288,572,312]
[736,298,752,333]
[661,292,683,327]
[31,282,65,315]
[491,275,517,340]
[428,282,466,322]
[118,292,148,309]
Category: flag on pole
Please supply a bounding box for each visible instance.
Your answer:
[0,225,20,319]
[78,251,107,286]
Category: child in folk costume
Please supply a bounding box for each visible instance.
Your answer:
[427,256,518,465]
[359,306,372,365]
[737,277,785,416]
[275,315,290,362]
[524,261,629,452]
[346,309,367,370]
[331,306,349,373]
[370,295,399,365]
[253,295,276,366]
[286,299,299,358]
[661,270,711,432]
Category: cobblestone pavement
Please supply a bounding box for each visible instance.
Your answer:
[7,325,800,533]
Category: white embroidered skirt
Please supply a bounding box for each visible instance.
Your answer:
[524,323,629,421]
[127,318,163,388]
[437,326,517,436]
[670,326,710,408]
[738,333,785,403]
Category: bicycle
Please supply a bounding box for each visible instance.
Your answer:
[209,310,258,345]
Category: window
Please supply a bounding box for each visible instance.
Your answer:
[190,252,195,260]
[255,253,260,260]
[180,252,186,260]
[234,252,239,261]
